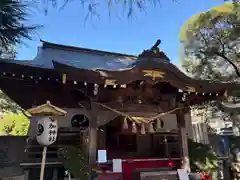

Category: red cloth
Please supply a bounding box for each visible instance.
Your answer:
[121,160,179,180]
[98,159,180,180]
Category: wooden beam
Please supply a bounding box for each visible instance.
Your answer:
[176,109,190,172]
[88,99,98,179]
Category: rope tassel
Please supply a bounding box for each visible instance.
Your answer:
[140,123,146,135]
[132,122,137,133]
[156,119,161,130]
[148,122,154,133]
[123,116,128,129]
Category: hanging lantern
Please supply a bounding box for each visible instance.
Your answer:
[148,122,155,133]
[140,123,146,135]
[36,116,58,146]
[27,100,67,146]
[132,122,137,133]
[123,116,128,129]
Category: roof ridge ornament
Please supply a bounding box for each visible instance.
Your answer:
[138,39,170,61]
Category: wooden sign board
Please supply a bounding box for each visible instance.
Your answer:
[140,171,178,180]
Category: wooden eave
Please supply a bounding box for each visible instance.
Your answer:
[0,60,59,81]
[52,61,239,94]
[0,59,239,95]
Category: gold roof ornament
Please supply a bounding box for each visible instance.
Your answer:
[186,86,196,92]
[27,100,67,116]
[104,79,117,86]
[142,70,165,80]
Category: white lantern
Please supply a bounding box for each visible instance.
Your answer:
[36,116,58,146]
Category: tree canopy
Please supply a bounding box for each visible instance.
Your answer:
[0,113,29,136]
[0,0,40,51]
[179,2,240,127]
[180,2,240,81]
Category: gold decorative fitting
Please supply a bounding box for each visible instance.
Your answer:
[148,122,155,133]
[123,116,128,129]
[132,122,137,133]
[104,79,117,86]
[142,70,165,80]
[186,86,196,92]
[140,123,146,135]
[62,73,67,84]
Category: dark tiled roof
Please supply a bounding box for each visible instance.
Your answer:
[40,40,137,58]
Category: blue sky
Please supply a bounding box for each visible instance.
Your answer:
[17,0,225,66]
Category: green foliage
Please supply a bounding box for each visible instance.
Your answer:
[58,146,90,180]
[180,2,240,80]
[188,139,218,178]
[0,90,28,114]
[0,46,16,60]
[0,0,40,50]
[0,113,29,135]
[179,2,240,126]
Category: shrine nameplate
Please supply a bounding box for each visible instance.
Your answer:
[140,171,178,180]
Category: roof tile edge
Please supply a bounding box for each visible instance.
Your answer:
[40,39,137,58]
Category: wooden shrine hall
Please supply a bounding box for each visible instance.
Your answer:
[0,39,239,180]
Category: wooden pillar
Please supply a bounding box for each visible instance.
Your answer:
[98,126,106,149]
[24,170,29,180]
[88,100,97,179]
[52,168,58,180]
[176,109,190,172]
